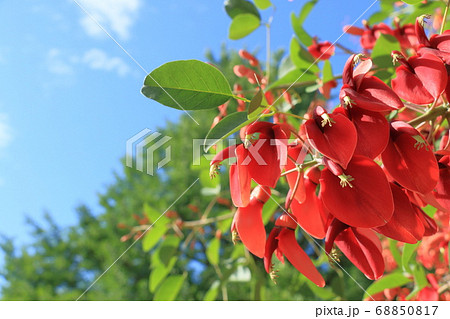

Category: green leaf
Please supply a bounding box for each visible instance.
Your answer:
[407,264,428,300]
[389,239,402,266]
[371,34,401,69]
[229,14,261,40]
[247,89,263,118]
[290,38,319,73]
[254,0,271,10]
[402,242,420,272]
[422,205,437,218]
[225,0,260,19]
[142,60,233,110]
[266,68,317,91]
[203,281,220,301]
[149,257,177,293]
[158,235,181,266]
[298,0,318,24]
[368,11,391,25]
[142,225,168,252]
[363,272,412,300]
[290,13,313,46]
[153,275,185,301]
[144,203,170,226]
[322,60,333,83]
[206,237,220,265]
[204,111,251,151]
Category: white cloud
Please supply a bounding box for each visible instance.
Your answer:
[47,49,75,75]
[82,48,130,76]
[77,0,141,40]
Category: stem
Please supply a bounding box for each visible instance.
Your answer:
[335,43,357,55]
[286,167,302,210]
[441,0,450,35]
[408,106,449,127]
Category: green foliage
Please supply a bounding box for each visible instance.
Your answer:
[363,273,412,300]
[229,14,261,40]
[204,111,249,151]
[141,60,233,110]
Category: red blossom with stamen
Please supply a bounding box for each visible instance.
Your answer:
[308,39,335,60]
[320,155,394,228]
[381,121,439,194]
[304,106,357,169]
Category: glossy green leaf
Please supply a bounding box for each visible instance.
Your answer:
[254,0,271,10]
[203,281,220,301]
[247,89,263,118]
[266,68,317,91]
[204,111,251,151]
[363,272,412,300]
[423,205,437,218]
[290,38,319,73]
[149,257,177,293]
[371,34,401,69]
[142,60,233,110]
[290,13,313,46]
[153,275,185,301]
[229,14,261,40]
[368,11,390,25]
[402,242,420,272]
[322,60,333,83]
[225,0,260,19]
[142,225,167,252]
[206,237,220,265]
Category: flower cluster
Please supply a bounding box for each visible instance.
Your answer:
[209,16,450,291]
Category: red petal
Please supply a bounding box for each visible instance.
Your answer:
[247,140,281,187]
[381,121,439,194]
[340,85,399,113]
[374,183,425,243]
[264,227,281,273]
[320,155,394,228]
[357,76,404,110]
[277,228,325,287]
[335,228,385,280]
[291,179,326,239]
[347,106,390,159]
[229,145,251,207]
[304,112,357,169]
[234,198,266,258]
[434,162,450,211]
[417,287,439,301]
[415,205,438,236]
[392,65,435,105]
[409,53,447,99]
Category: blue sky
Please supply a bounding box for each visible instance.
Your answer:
[0,0,378,262]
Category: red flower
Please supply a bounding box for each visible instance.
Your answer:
[391,51,447,105]
[434,155,450,211]
[381,121,439,194]
[374,183,425,244]
[320,155,394,228]
[416,16,450,64]
[343,22,394,51]
[210,121,289,207]
[340,55,403,112]
[289,167,327,239]
[325,218,385,280]
[232,186,271,258]
[308,39,335,60]
[334,106,389,159]
[264,214,325,287]
[304,106,357,169]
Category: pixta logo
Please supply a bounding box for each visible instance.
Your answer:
[126,129,171,175]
